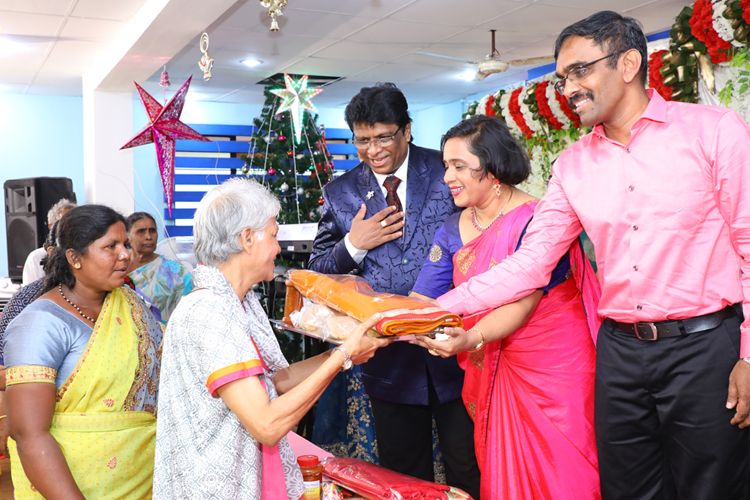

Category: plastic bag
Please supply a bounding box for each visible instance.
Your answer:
[286,270,462,336]
[290,301,361,341]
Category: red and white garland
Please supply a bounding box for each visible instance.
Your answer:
[552,87,581,127]
[534,81,565,130]
[469,77,580,136]
[690,0,732,63]
[712,1,743,47]
[519,89,544,136]
[498,91,523,137]
[507,87,534,139]
[475,93,498,117]
[544,81,574,129]
[475,94,490,116]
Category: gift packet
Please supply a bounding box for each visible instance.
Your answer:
[321,457,473,500]
[283,270,462,340]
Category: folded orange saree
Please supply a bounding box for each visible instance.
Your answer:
[284,270,463,336]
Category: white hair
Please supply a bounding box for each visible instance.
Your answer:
[193,178,281,266]
[47,198,77,225]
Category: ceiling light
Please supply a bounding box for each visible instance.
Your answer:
[459,70,476,81]
[241,59,262,68]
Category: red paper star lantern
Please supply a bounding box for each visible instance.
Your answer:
[121,76,210,216]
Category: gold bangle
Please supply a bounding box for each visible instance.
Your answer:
[468,328,485,352]
[0,415,7,420]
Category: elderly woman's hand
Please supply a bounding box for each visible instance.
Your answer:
[341,314,393,365]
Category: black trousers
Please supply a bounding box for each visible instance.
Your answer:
[596,315,750,500]
[369,379,481,500]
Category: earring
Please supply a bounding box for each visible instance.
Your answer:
[493,179,502,198]
[74,263,81,269]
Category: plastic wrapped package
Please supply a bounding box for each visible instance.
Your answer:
[289,301,363,341]
[291,301,335,334]
[285,270,463,336]
[322,458,473,500]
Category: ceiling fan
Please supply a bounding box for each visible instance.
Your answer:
[416,29,555,81]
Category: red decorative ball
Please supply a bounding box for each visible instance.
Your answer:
[318,197,325,205]
[268,168,276,175]
[287,151,294,157]
[278,135,286,142]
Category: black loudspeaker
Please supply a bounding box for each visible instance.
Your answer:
[5,177,76,282]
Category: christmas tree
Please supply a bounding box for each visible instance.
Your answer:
[241,75,334,224]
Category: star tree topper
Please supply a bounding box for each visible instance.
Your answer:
[121,76,210,216]
[270,74,323,143]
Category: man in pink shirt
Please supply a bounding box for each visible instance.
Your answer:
[436,11,750,500]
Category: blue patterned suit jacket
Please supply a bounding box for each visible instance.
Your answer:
[308,143,463,405]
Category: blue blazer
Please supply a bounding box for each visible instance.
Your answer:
[308,143,463,405]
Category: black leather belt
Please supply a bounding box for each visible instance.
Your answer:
[609,304,740,341]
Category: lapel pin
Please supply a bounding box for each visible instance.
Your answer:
[366,191,374,200]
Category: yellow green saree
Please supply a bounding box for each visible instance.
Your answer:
[6,286,161,499]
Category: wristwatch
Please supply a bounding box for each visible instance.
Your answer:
[742,357,750,366]
[333,346,353,371]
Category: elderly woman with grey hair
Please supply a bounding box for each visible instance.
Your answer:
[153,178,390,500]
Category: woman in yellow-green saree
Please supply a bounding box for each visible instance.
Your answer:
[4,205,163,500]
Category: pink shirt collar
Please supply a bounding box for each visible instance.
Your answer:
[591,88,667,141]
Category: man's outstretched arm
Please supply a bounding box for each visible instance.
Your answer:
[438,167,584,317]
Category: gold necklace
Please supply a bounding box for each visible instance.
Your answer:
[58,284,96,323]
[471,186,514,231]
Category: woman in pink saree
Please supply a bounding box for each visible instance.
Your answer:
[411,115,601,499]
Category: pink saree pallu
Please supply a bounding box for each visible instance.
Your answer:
[455,202,602,500]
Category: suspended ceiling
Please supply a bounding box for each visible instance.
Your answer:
[0,0,694,110]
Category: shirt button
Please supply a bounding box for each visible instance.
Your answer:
[625,148,631,154]
[402,258,409,264]
[628,185,634,192]
[637,305,643,310]
[633,225,639,231]
[633,265,639,271]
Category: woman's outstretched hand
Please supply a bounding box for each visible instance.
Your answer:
[409,326,482,358]
[342,314,393,365]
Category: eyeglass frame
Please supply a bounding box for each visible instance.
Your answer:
[554,52,622,95]
[351,125,405,150]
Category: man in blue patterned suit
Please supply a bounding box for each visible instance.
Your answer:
[309,83,480,498]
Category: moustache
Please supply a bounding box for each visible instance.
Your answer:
[568,92,594,108]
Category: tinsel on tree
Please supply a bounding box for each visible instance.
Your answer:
[241,76,335,224]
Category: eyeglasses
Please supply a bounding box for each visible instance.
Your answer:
[554,52,621,95]
[352,126,404,150]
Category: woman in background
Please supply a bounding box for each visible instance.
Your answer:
[4,204,162,500]
[411,115,601,499]
[126,212,193,323]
